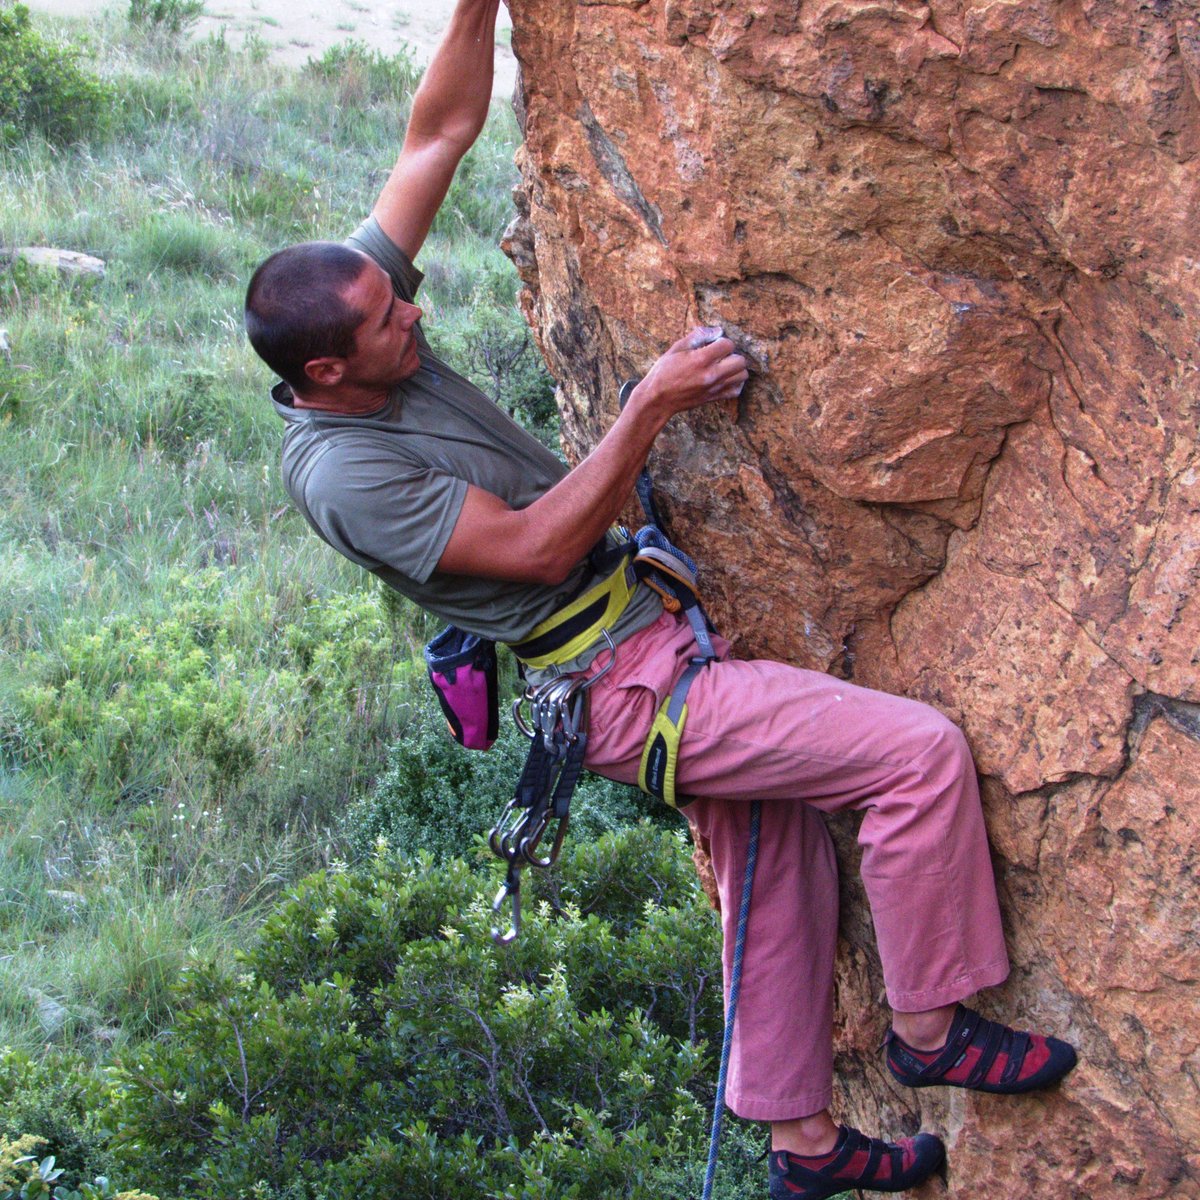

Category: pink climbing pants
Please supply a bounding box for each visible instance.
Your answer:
[581,611,1010,1122]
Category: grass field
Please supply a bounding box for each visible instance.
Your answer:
[0,6,546,1057]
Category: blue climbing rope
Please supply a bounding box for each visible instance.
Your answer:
[701,798,762,1200]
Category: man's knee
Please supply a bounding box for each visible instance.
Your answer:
[908,704,974,780]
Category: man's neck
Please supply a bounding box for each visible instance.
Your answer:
[292,385,390,415]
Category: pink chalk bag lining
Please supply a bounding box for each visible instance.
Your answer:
[423,625,500,751]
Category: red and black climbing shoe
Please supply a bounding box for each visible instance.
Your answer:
[767,1125,945,1200]
[885,1004,1078,1095]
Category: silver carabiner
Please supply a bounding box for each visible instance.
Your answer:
[534,676,575,751]
[512,688,536,739]
[488,797,525,860]
[491,874,521,946]
[516,799,551,865]
[553,684,585,744]
[584,629,618,687]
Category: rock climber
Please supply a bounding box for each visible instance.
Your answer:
[243,1,1078,1196]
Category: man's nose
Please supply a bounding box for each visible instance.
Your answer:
[400,303,422,328]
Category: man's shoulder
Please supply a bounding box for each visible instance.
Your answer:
[345,217,424,304]
[282,414,412,474]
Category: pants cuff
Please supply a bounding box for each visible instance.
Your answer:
[727,1086,834,1123]
[887,958,1010,1013]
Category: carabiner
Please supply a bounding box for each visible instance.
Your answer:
[559,686,587,742]
[491,869,522,946]
[488,796,524,859]
[585,629,618,686]
[512,688,536,739]
[520,812,569,869]
[511,805,552,864]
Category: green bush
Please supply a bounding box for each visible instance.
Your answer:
[0,1049,113,1192]
[103,827,759,1199]
[126,0,203,37]
[0,1134,155,1200]
[341,704,672,867]
[0,5,114,146]
[10,568,416,803]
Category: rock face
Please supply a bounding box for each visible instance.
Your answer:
[505,1,1200,1194]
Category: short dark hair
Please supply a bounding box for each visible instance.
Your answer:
[244,242,371,390]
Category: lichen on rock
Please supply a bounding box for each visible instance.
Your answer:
[504,1,1200,1194]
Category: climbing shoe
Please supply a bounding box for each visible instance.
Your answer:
[767,1125,945,1199]
[885,1003,1077,1095]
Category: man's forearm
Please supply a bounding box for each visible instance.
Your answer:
[436,332,750,584]
[407,0,502,152]
[520,398,673,580]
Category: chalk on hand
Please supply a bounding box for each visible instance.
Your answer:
[689,325,725,349]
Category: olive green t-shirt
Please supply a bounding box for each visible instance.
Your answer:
[274,218,660,662]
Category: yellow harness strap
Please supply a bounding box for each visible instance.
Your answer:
[638,659,708,809]
[511,533,715,809]
[509,555,637,670]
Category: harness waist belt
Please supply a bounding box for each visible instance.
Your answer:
[510,518,716,807]
[508,553,638,670]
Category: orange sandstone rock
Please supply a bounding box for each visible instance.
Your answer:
[504,2,1199,1194]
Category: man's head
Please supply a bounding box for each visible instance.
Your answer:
[244,242,422,406]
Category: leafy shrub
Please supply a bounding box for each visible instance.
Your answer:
[302,40,422,107]
[0,1134,155,1200]
[0,1049,113,1191]
[126,0,204,37]
[0,5,114,146]
[341,703,672,867]
[103,827,757,1199]
[10,568,416,803]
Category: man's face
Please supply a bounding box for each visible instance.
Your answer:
[337,256,423,388]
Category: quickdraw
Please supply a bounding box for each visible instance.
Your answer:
[488,633,616,945]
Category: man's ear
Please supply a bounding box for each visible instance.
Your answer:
[304,356,347,387]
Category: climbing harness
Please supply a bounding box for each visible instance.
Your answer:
[507,549,638,671]
[486,376,719,941]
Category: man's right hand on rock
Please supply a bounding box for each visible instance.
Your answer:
[627,328,749,421]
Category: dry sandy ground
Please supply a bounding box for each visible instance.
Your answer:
[28,0,518,97]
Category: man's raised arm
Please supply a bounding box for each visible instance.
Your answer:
[371,0,503,261]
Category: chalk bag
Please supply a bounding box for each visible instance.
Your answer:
[424,625,500,751]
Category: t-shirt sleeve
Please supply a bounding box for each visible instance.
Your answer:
[304,444,467,585]
[345,218,424,304]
